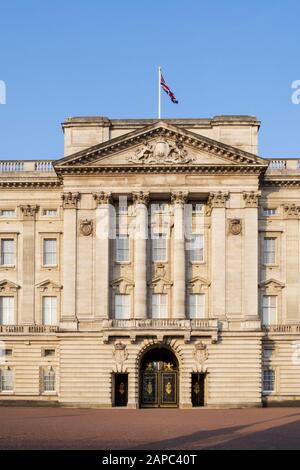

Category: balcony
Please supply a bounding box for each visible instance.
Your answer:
[101,318,219,343]
[263,324,300,334]
[0,325,59,334]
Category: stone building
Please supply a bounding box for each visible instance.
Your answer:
[0,115,299,408]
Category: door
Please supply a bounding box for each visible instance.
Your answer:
[114,373,128,407]
[140,348,179,408]
[192,373,205,407]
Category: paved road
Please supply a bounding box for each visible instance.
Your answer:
[1,407,300,450]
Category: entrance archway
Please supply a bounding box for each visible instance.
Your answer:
[140,346,179,408]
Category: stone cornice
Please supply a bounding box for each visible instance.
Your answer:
[54,164,265,176]
[263,177,300,187]
[0,179,62,189]
[54,122,268,171]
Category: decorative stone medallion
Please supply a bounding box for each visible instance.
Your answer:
[229,218,242,235]
[80,218,93,236]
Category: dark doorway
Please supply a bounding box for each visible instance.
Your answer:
[140,347,178,408]
[114,373,128,407]
[192,373,205,407]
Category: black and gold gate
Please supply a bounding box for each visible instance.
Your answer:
[140,348,178,408]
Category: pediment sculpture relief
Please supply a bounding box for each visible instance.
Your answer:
[128,139,194,165]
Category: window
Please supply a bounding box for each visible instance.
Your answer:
[152,293,168,319]
[263,237,276,265]
[43,349,55,358]
[0,210,15,217]
[0,239,14,266]
[262,295,277,326]
[116,235,129,262]
[42,296,57,325]
[263,208,277,216]
[115,294,130,319]
[0,369,13,392]
[43,209,58,217]
[43,368,55,392]
[0,297,14,325]
[263,368,275,392]
[152,234,167,262]
[189,294,205,319]
[43,239,57,266]
[189,234,204,262]
[151,203,167,214]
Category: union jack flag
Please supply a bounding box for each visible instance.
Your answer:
[160,73,178,104]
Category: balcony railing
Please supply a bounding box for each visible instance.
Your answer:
[268,159,300,170]
[0,325,59,334]
[0,160,54,173]
[102,319,218,330]
[263,325,300,333]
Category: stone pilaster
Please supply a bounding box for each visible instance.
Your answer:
[171,191,188,319]
[93,192,112,320]
[243,191,260,319]
[61,192,80,330]
[283,203,300,322]
[19,205,39,325]
[132,191,149,319]
[208,192,229,319]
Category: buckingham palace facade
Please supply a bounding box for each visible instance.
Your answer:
[0,115,300,408]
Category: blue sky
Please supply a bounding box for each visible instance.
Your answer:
[1,0,300,160]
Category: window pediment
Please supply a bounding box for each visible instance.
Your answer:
[188,276,210,294]
[149,276,173,294]
[260,279,285,292]
[111,277,134,294]
[36,280,62,293]
[0,279,20,293]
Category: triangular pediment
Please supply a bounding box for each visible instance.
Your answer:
[260,278,285,290]
[0,279,20,292]
[54,121,267,174]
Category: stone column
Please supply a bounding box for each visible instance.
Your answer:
[243,191,260,319]
[132,191,149,319]
[171,191,188,319]
[208,192,229,319]
[20,205,39,324]
[61,192,80,330]
[93,192,112,320]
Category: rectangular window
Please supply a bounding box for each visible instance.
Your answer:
[263,369,275,392]
[189,234,204,262]
[152,293,168,319]
[43,239,57,266]
[0,210,15,217]
[263,208,277,216]
[189,294,205,319]
[115,294,130,319]
[0,297,14,325]
[43,209,58,217]
[0,369,13,392]
[43,369,55,392]
[116,235,130,262]
[263,237,276,265]
[42,296,57,325]
[0,239,14,266]
[262,295,277,326]
[152,234,167,262]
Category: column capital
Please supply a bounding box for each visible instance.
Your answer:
[93,191,112,206]
[243,191,261,208]
[207,191,229,209]
[132,191,150,206]
[283,203,300,218]
[171,191,189,205]
[20,205,39,220]
[61,192,80,209]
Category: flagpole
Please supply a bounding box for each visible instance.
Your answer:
[158,66,161,119]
